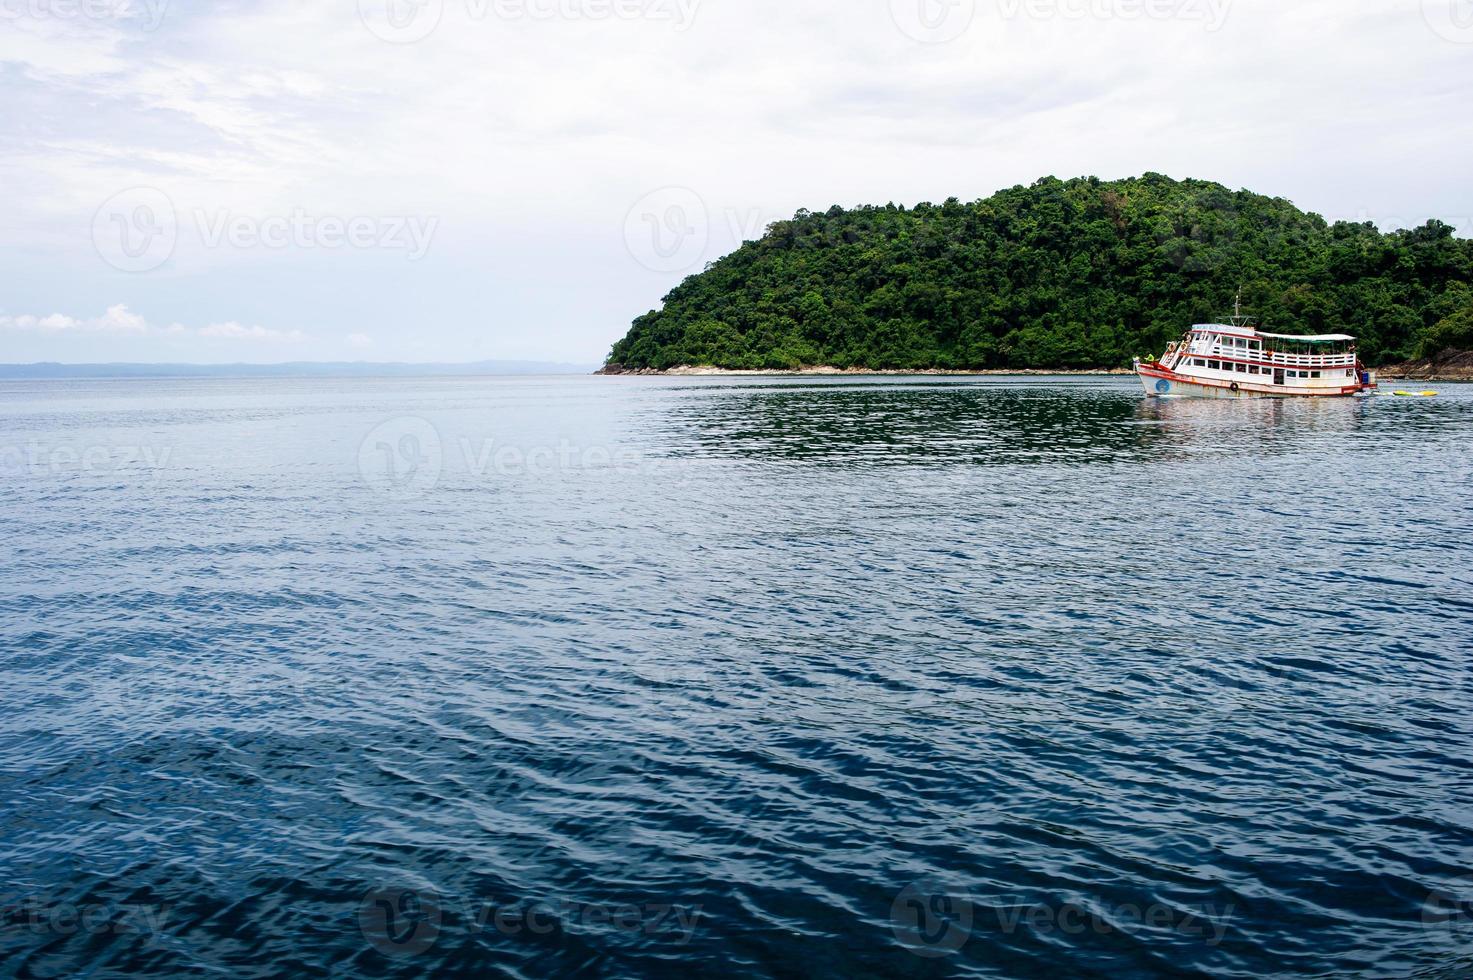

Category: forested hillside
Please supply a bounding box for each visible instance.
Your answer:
[606,174,1473,371]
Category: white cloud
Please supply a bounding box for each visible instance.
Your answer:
[0,0,1469,362]
[0,306,304,342]
[197,321,306,342]
[347,332,374,348]
[0,304,146,333]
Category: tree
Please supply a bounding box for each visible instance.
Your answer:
[604,175,1473,371]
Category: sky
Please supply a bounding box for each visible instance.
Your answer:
[1,0,1471,365]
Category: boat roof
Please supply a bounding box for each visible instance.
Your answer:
[1193,324,1355,343]
[1256,331,1356,343]
[1193,322,1256,337]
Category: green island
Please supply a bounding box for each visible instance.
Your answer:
[603,174,1473,377]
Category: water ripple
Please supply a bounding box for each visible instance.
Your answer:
[1,376,1470,978]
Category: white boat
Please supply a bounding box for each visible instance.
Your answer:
[1135,294,1377,399]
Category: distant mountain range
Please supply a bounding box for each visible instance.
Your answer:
[0,360,598,380]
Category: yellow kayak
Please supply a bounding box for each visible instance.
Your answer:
[1392,391,1439,397]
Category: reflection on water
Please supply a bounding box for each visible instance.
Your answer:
[657,380,1154,465]
[645,378,1440,469]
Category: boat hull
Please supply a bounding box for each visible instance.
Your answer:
[1136,362,1371,399]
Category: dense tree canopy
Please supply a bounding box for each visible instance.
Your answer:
[606,175,1473,371]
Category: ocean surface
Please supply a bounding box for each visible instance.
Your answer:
[1,375,1470,979]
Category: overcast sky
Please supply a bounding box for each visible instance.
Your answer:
[2,0,1471,364]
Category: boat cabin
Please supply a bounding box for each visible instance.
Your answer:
[1165,324,1363,391]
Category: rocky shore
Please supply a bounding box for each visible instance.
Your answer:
[1381,349,1473,382]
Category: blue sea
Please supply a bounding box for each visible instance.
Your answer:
[2,375,1470,978]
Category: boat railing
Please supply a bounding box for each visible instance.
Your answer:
[1206,344,1354,367]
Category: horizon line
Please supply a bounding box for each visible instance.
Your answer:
[0,358,603,379]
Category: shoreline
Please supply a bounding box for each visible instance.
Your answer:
[598,365,1471,382]
[597,365,1136,377]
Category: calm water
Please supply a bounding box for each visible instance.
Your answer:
[2,376,1471,978]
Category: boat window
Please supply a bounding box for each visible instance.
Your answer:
[1208,360,1220,370]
